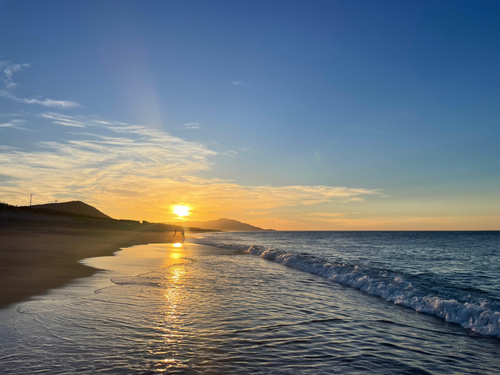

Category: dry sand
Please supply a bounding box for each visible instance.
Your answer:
[0,221,183,308]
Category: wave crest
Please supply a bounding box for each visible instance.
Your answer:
[247,245,500,337]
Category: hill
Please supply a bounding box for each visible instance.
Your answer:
[26,201,112,219]
[181,218,274,232]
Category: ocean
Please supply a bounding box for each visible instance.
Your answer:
[0,231,499,374]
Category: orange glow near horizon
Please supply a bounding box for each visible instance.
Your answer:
[173,243,182,248]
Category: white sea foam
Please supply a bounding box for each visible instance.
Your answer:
[246,245,500,337]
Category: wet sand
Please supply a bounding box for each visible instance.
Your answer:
[0,222,183,308]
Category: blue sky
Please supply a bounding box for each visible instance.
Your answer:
[0,0,499,229]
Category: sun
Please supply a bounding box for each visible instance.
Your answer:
[172,205,190,218]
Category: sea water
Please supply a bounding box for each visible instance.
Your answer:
[192,231,500,337]
[0,231,499,374]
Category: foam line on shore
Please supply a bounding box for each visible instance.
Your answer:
[243,245,500,338]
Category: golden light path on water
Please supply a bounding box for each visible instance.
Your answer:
[157,242,189,367]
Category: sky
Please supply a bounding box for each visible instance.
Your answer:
[0,0,499,230]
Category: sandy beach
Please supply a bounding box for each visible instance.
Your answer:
[0,221,183,308]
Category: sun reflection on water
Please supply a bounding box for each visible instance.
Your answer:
[163,260,187,322]
[154,244,193,370]
[168,265,186,285]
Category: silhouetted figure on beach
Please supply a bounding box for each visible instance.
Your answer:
[173,228,185,241]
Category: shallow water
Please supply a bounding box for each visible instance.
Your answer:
[193,231,500,337]
[0,236,499,374]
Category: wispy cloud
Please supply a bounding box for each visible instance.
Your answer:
[40,112,87,127]
[222,150,238,157]
[239,147,259,154]
[0,119,30,131]
[0,61,80,108]
[0,112,379,222]
[0,90,80,109]
[0,61,30,88]
[347,197,364,202]
[181,122,201,129]
[21,97,80,109]
[232,80,243,85]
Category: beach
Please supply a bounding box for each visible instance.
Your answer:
[0,234,499,374]
[0,221,183,308]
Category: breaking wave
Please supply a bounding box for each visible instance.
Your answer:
[244,245,500,337]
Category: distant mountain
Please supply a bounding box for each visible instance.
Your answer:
[181,218,274,232]
[27,201,112,219]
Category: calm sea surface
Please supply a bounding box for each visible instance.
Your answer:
[0,231,499,374]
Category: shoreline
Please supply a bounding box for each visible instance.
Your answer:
[0,221,185,309]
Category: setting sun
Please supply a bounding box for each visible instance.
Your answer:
[172,205,190,218]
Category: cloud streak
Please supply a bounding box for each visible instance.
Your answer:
[0,61,80,108]
[40,112,87,127]
[0,119,30,131]
[0,61,30,88]
[181,122,201,129]
[0,90,80,109]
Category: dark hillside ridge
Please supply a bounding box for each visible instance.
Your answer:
[26,201,111,219]
[179,218,275,231]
